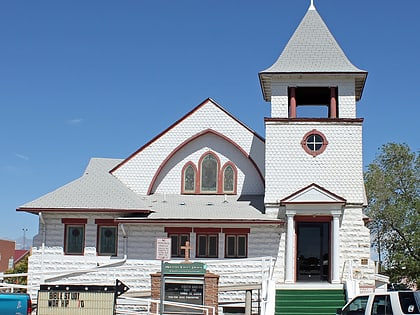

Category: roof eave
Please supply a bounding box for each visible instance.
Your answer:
[259,71,368,102]
[17,207,153,214]
[115,218,284,225]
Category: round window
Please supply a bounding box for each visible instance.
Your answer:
[301,129,328,157]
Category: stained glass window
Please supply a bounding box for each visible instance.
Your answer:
[223,165,234,192]
[98,226,117,256]
[65,225,84,254]
[201,154,217,192]
[184,165,195,192]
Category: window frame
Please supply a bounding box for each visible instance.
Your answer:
[371,295,394,315]
[182,153,238,195]
[195,228,220,258]
[181,162,198,194]
[196,234,218,258]
[62,218,87,255]
[95,219,118,256]
[199,153,220,193]
[169,233,190,258]
[97,226,118,256]
[221,162,237,194]
[341,295,369,315]
[223,228,249,258]
[301,129,328,157]
[165,227,192,258]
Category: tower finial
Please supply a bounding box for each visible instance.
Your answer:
[309,0,315,10]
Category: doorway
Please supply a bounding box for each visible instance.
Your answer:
[297,222,330,282]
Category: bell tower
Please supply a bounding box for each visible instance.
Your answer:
[259,2,372,285]
[259,1,367,213]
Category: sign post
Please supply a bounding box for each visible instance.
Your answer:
[156,238,171,315]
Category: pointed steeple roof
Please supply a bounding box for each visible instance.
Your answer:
[259,3,367,101]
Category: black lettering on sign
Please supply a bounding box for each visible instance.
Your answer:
[48,292,60,300]
[48,299,59,307]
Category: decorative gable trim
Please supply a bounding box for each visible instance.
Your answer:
[281,183,346,205]
[110,98,265,174]
[147,128,264,194]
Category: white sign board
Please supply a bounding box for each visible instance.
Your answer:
[37,291,115,315]
[156,237,171,261]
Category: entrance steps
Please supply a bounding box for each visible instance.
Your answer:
[275,288,346,315]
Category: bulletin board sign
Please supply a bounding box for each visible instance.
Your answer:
[37,280,129,315]
[164,277,204,314]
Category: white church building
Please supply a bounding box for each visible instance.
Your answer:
[19,2,379,314]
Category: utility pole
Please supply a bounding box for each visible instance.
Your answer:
[22,228,28,249]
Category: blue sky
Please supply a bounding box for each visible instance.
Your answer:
[1,1,419,242]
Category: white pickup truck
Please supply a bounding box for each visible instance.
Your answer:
[336,291,420,315]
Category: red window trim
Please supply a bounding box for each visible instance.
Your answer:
[165,227,193,233]
[182,152,238,195]
[62,218,87,224]
[294,215,332,223]
[198,151,221,194]
[181,162,198,194]
[301,129,328,157]
[95,219,117,226]
[221,162,238,195]
[194,227,221,234]
[222,228,250,234]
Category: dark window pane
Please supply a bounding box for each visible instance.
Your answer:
[180,234,189,257]
[306,134,324,151]
[342,296,369,314]
[198,235,207,257]
[66,225,84,254]
[237,236,247,257]
[399,292,420,314]
[99,226,117,255]
[226,236,236,257]
[184,165,195,191]
[201,155,217,192]
[169,234,190,257]
[223,166,234,192]
[371,295,393,315]
[208,235,218,257]
[170,235,179,257]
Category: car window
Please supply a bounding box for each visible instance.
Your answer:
[398,292,420,314]
[342,296,369,315]
[371,295,393,315]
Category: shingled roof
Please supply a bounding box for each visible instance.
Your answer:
[18,158,277,222]
[17,158,151,213]
[259,3,367,101]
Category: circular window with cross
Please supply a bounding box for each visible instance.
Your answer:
[301,129,328,157]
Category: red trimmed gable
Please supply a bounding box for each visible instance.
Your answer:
[111,98,266,196]
[110,98,265,174]
[281,183,346,205]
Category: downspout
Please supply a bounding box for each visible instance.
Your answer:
[120,224,128,257]
[39,212,46,283]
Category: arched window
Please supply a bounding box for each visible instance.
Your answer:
[182,153,237,195]
[200,154,218,193]
[223,164,235,193]
[182,164,196,193]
